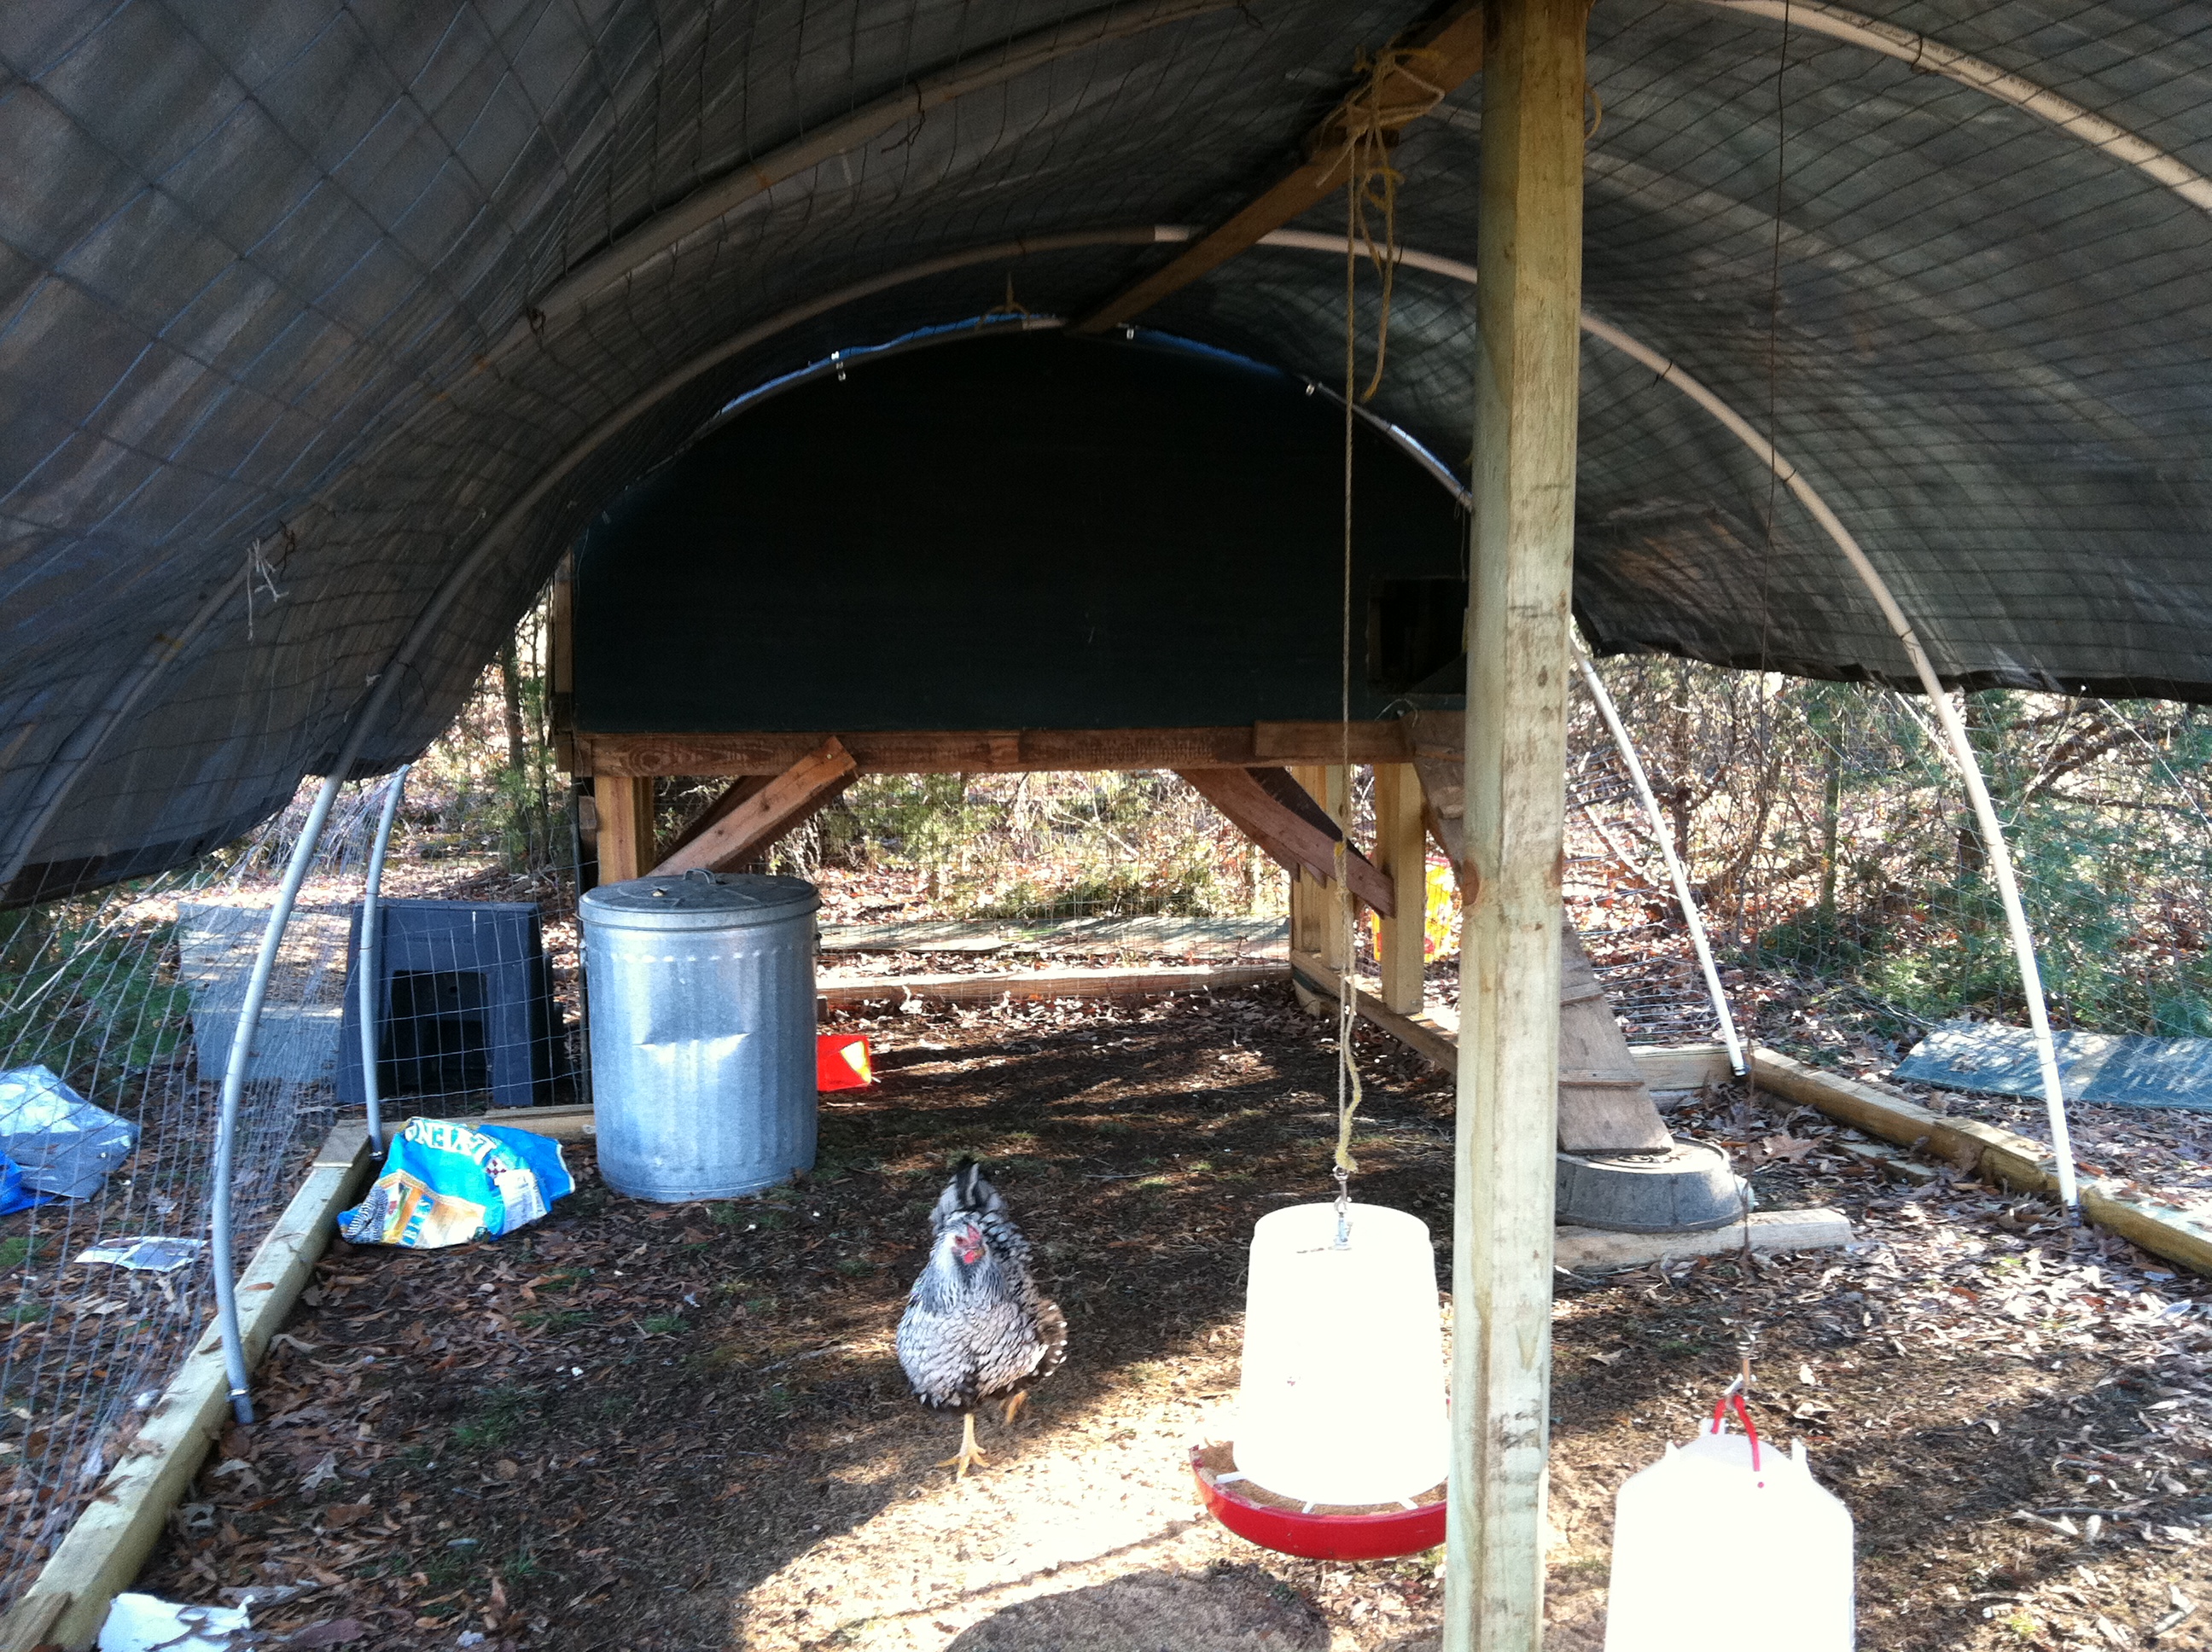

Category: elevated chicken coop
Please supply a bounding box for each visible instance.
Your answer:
[7,1,2212,1647]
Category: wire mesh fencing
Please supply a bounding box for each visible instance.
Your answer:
[1576,655,2212,1065]
[0,788,385,1598]
[0,695,587,1603]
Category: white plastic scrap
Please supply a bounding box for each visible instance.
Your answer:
[77,1236,207,1272]
[98,1592,250,1651]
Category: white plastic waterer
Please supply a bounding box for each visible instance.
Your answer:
[1232,1202,1447,1508]
[1604,1411,1855,1650]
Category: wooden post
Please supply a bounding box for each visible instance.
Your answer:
[1373,763,1428,1014]
[1446,4,1586,1650]
[593,774,655,884]
[1288,763,1330,959]
[1317,765,1349,971]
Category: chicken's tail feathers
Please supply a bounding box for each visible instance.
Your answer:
[949,1157,1006,1213]
[954,1157,987,1209]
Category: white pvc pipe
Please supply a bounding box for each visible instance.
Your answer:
[517,0,1237,342]
[1254,227,2081,1208]
[1575,645,1748,1077]
[358,764,410,1155]
[1682,1,2212,217]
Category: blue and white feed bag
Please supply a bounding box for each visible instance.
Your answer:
[338,1117,573,1248]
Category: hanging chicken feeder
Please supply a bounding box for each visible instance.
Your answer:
[1192,1201,1448,1560]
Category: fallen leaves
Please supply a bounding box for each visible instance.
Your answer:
[289,1618,368,1646]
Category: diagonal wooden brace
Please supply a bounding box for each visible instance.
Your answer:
[653,737,857,875]
[1073,1,1484,333]
[659,773,777,864]
[1177,766,1395,916]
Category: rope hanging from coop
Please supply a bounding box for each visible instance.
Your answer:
[1328,37,1432,1232]
[1190,42,1452,1564]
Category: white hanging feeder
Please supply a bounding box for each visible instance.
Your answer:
[1193,1201,1448,1558]
[1237,1201,1447,1504]
[1604,1393,1855,1650]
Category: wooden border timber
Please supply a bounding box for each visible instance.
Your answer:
[1290,978,2212,1279]
[0,1126,378,1652]
[1749,1048,2212,1278]
[574,721,1411,778]
[820,962,1285,1010]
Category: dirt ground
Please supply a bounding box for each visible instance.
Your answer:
[137,985,2212,1650]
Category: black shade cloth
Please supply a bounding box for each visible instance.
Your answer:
[6,1,2212,901]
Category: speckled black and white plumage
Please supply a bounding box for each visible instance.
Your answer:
[896,1161,1066,1416]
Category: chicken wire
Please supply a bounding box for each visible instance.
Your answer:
[1576,655,2212,1051]
[0,757,585,1606]
[8,2,2212,914]
[0,783,381,1601]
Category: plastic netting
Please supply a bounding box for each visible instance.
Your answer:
[9,2,2212,910]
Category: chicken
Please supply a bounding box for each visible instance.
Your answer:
[895,1160,1066,1478]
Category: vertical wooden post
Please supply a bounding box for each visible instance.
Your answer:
[1373,763,1428,1014]
[1288,764,1329,960]
[1316,765,1349,972]
[593,775,656,884]
[1445,3,1585,1650]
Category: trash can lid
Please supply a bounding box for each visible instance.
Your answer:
[580,870,821,931]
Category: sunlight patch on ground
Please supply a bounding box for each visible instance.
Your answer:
[733,1385,1282,1649]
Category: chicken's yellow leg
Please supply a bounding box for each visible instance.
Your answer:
[1002,1390,1028,1428]
[935,1411,989,1477]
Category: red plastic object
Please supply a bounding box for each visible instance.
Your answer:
[816,1033,873,1092]
[1190,1446,1446,1561]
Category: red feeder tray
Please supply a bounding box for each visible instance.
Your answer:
[1190,1443,1446,1562]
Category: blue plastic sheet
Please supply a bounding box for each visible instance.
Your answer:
[337,1118,573,1248]
[0,1156,49,1219]
[1894,1022,2212,1114]
[0,1065,135,1199]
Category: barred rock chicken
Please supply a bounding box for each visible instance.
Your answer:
[896,1160,1066,1478]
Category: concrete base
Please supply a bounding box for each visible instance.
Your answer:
[1555,1207,1854,1271]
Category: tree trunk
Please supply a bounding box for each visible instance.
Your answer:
[1818,736,1841,922]
[499,642,527,777]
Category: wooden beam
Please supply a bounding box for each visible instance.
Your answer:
[820,961,1284,1009]
[1447,4,1587,1649]
[592,773,655,884]
[1176,765,1394,916]
[1073,1,1486,332]
[0,1126,375,1650]
[1315,765,1353,972]
[1374,762,1428,1014]
[1291,947,1458,1067]
[1287,764,1332,961]
[653,738,858,875]
[660,773,775,863]
[1410,709,1469,866]
[577,721,1411,777]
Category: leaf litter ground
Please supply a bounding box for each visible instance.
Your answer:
[137,986,2212,1650]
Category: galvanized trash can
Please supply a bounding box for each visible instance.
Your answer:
[579,870,820,1201]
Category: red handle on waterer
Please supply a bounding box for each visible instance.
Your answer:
[1708,1388,1762,1472]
